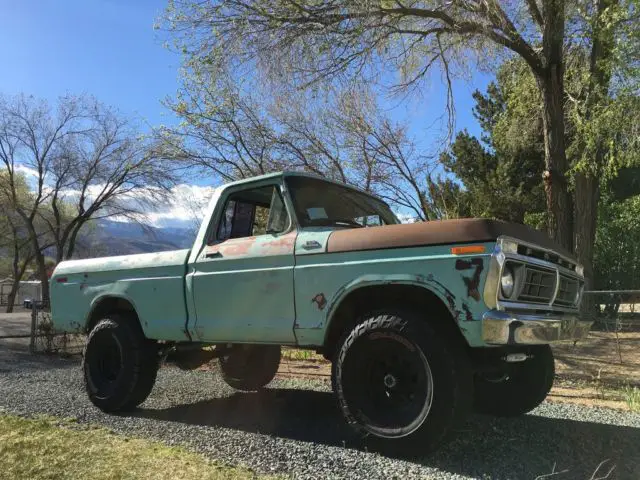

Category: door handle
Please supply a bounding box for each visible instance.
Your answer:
[205,250,222,258]
[302,240,322,250]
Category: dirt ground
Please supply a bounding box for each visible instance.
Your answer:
[276,331,640,411]
[277,331,640,383]
[552,331,640,385]
[3,308,637,411]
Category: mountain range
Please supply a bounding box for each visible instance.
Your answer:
[75,220,197,258]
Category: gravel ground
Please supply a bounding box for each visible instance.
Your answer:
[0,350,639,480]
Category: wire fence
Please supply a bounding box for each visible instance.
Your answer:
[8,290,640,360]
[29,304,85,356]
[584,290,640,332]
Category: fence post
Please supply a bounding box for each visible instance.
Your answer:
[29,302,37,353]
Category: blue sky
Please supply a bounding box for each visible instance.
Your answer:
[0,0,493,226]
[0,0,178,127]
[0,0,491,137]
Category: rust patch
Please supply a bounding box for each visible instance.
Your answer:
[455,258,484,301]
[462,303,473,322]
[326,218,572,257]
[213,237,256,257]
[311,293,327,310]
[425,274,457,311]
[423,273,464,323]
[260,231,297,255]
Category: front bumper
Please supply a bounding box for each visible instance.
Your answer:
[482,309,592,345]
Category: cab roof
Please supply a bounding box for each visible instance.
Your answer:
[218,171,385,204]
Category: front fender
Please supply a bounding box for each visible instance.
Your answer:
[323,273,461,344]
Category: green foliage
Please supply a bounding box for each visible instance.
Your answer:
[625,385,640,412]
[424,176,472,219]
[436,60,546,223]
[593,193,640,290]
[0,171,37,281]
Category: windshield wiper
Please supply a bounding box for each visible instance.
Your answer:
[332,219,365,228]
[307,218,364,228]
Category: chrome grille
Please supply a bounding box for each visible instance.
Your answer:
[517,266,556,304]
[516,244,577,272]
[555,274,580,306]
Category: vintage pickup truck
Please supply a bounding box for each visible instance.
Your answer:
[50,172,591,453]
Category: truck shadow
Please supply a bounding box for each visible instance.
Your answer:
[135,387,640,479]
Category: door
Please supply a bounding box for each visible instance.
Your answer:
[189,183,297,343]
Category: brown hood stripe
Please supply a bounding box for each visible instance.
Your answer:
[326,218,573,259]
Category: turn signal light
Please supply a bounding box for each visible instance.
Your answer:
[451,245,486,255]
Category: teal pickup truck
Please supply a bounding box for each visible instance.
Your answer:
[51,172,591,453]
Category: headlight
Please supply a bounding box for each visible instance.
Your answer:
[501,266,515,298]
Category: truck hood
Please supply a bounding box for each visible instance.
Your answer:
[52,249,191,276]
[326,218,573,258]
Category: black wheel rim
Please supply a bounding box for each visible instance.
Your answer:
[87,333,123,394]
[342,333,434,438]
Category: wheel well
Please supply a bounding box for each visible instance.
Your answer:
[86,297,139,333]
[323,284,468,360]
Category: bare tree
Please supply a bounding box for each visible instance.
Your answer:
[43,106,177,264]
[161,0,640,281]
[157,61,436,219]
[0,94,177,305]
[0,171,53,312]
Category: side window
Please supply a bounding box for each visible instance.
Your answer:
[217,200,236,240]
[210,185,290,244]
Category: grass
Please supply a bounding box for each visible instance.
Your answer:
[0,414,271,480]
[624,385,640,412]
[281,348,326,362]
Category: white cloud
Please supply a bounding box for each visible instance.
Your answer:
[14,164,40,178]
[111,183,216,229]
[5,163,218,230]
[396,212,418,224]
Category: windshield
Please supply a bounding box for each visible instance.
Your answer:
[285,176,399,228]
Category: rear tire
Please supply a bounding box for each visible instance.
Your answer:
[83,314,158,412]
[332,310,472,455]
[474,345,554,417]
[219,344,281,391]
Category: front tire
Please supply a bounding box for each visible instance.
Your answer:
[83,315,158,412]
[219,344,281,391]
[474,345,554,417]
[332,311,472,455]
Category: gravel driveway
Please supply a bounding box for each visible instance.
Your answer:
[0,350,639,480]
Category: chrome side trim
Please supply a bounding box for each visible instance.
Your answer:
[482,253,501,309]
[482,309,593,345]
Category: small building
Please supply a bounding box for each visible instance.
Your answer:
[0,278,43,307]
[0,277,13,306]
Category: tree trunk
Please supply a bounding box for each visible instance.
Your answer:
[33,249,50,308]
[7,236,21,313]
[574,0,616,294]
[65,222,83,260]
[5,280,19,313]
[574,173,599,283]
[24,220,51,308]
[537,70,573,251]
